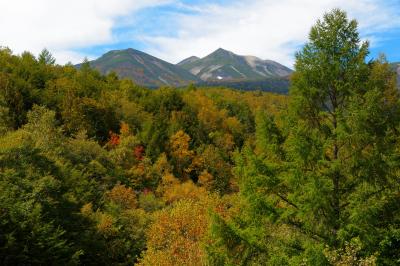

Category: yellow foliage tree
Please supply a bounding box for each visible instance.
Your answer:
[107,184,137,209]
[138,199,209,266]
[163,181,208,204]
[157,173,208,204]
[198,170,214,190]
[169,130,194,179]
[183,91,227,132]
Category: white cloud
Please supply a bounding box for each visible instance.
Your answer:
[0,0,170,64]
[1,0,399,66]
[143,0,400,67]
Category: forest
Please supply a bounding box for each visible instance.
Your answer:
[0,9,399,265]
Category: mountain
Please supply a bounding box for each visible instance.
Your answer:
[177,56,200,66]
[77,47,292,92]
[81,48,199,87]
[178,48,292,81]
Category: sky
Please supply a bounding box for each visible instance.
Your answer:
[0,0,399,67]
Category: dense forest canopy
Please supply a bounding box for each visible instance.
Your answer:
[0,9,399,265]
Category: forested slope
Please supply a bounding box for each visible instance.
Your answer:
[0,9,399,266]
[0,46,287,264]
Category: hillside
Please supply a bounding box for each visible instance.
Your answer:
[197,77,290,94]
[1,8,400,265]
[178,48,292,81]
[81,48,199,87]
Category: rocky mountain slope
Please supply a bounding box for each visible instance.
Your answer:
[81,48,199,87]
[178,48,292,81]
[78,47,293,91]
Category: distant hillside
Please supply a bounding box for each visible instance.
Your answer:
[79,48,199,87]
[178,48,292,81]
[197,77,290,94]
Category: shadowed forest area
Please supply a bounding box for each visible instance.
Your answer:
[0,9,399,265]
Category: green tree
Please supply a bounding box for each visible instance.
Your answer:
[38,48,56,65]
[209,9,400,264]
[0,117,83,264]
[287,10,399,258]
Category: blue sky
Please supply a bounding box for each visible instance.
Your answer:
[1,0,399,66]
[370,28,400,61]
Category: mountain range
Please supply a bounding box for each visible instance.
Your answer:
[81,48,293,91]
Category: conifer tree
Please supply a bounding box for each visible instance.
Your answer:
[38,48,56,65]
[209,9,400,264]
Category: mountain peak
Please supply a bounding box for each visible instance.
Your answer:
[211,48,234,56]
[80,47,293,88]
[178,48,292,82]
[177,56,200,66]
[103,48,141,57]
[82,48,199,87]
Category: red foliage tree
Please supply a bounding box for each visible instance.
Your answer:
[134,145,145,161]
[108,131,120,146]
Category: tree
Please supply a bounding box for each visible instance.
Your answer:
[0,91,9,135]
[0,48,35,128]
[287,9,399,255]
[0,118,83,264]
[38,48,56,65]
[169,130,194,179]
[210,9,400,264]
[138,199,211,266]
[80,184,150,265]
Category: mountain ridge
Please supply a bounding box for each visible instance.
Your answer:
[178,48,293,82]
[177,56,200,66]
[79,48,199,87]
[77,47,294,91]
[77,48,399,92]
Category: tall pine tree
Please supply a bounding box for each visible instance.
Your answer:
[208,9,400,265]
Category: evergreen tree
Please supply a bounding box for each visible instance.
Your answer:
[208,9,400,264]
[38,48,56,66]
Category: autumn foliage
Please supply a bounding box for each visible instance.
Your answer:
[1,9,399,265]
[138,200,209,266]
